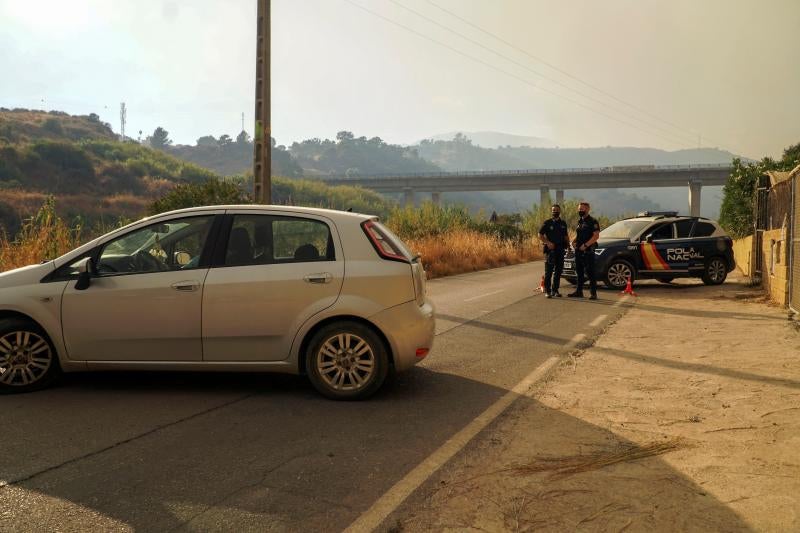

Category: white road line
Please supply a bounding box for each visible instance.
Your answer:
[589,314,607,327]
[463,289,505,302]
[565,333,586,349]
[344,354,563,533]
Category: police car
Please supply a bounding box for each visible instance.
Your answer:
[562,211,735,289]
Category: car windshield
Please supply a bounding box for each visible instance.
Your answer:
[600,220,652,240]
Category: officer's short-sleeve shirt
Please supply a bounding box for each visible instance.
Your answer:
[538,218,569,248]
[576,215,600,246]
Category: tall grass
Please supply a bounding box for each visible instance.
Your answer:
[0,197,83,271]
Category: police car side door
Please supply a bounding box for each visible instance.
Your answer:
[640,222,683,276]
[654,220,696,274]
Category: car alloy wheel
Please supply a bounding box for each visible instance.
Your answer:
[606,261,633,289]
[316,333,376,391]
[306,321,389,400]
[0,330,53,388]
[703,257,727,285]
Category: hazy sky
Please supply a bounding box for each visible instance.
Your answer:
[2,0,798,158]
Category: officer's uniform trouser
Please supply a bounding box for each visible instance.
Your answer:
[544,248,564,293]
[575,248,597,295]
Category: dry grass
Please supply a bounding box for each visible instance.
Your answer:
[0,199,83,271]
[407,230,543,279]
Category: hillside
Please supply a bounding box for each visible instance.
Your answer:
[421,131,556,149]
[0,110,392,236]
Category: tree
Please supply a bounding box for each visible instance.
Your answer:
[148,177,249,215]
[196,135,218,147]
[218,134,233,147]
[236,130,251,144]
[719,142,800,238]
[336,131,354,143]
[149,127,172,149]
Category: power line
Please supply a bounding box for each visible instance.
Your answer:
[389,0,698,148]
[425,0,735,153]
[342,0,692,149]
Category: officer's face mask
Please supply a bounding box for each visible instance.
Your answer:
[578,210,586,217]
[551,211,560,219]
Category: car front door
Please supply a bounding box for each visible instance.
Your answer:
[61,213,220,362]
[640,222,676,275]
[202,212,344,362]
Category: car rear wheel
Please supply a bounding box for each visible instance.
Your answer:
[702,257,728,285]
[604,259,635,289]
[306,321,389,400]
[0,318,61,394]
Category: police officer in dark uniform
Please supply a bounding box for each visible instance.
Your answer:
[568,201,601,300]
[538,204,568,298]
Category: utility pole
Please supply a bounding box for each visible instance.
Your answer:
[119,102,127,141]
[253,0,271,204]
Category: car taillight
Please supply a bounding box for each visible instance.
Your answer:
[361,220,409,263]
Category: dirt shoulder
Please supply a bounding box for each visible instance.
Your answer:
[389,275,800,532]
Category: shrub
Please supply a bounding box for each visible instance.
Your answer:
[148,177,249,215]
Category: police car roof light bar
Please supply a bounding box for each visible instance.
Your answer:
[637,210,679,217]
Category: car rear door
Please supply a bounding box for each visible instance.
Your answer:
[201,211,344,362]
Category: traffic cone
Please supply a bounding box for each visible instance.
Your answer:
[620,277,637,296]
[539,275,546,293]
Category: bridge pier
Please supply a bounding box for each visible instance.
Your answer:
[688,179,702,217]
[431,191,441,206]
[555,189,564,205]
[540,185,550,207]
[403,187,415,208]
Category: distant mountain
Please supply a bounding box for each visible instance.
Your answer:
[421,131,556,149]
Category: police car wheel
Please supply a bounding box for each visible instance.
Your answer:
[604,260,634,289]
[701,257,728,286]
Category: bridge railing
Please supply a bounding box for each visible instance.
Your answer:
[311,163,732,181]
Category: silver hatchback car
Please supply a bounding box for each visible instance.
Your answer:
[0,206,435,400]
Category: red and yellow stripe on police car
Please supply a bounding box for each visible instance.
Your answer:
[640,243,670,270]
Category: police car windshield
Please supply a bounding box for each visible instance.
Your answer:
[600,219,652,240]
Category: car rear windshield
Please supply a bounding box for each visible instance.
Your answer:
[600,220,652,240]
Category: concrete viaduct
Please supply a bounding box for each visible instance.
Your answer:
[315,164,732,217]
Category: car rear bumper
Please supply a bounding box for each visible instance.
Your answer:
[370,299,435,372]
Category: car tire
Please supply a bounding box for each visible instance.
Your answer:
[305,321,389,401]
[701,256,728,285]
[0,318,61,394]
[604,259,635,290]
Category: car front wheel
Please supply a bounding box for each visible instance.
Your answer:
[604,259,635,289]
[0,318,61,394]
[306,321,389,400]
[701,257,728,285]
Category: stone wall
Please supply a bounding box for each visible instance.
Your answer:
[733,235,753,276]
[762,227,790,306]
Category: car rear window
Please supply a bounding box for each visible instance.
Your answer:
[675,219,694,238]
[693,222,717,237]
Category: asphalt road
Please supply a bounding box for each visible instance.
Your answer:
[0,262,630,532]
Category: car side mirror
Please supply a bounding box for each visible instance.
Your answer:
[75,257,93,291]
[645,234,654,243]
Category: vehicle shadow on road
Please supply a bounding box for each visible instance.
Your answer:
[1,364,753,532]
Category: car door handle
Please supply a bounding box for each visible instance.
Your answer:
[171,281,200,292]
[304,273,332,284]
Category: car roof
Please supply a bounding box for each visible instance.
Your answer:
[150,204,377,222]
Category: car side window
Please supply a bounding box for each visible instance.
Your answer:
[693,222,716,237]
[98,216,213,275]
[649,223,674,240]
[675,219,694,239]
[223,215,334,267]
